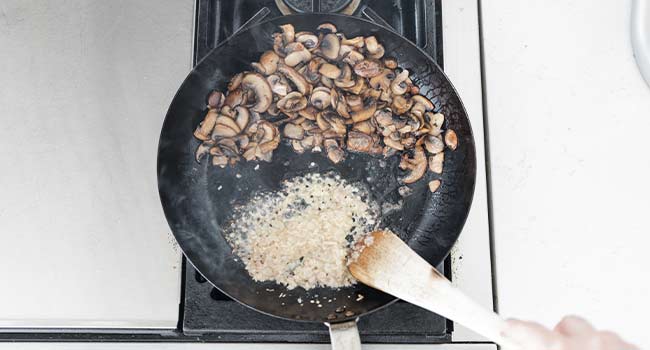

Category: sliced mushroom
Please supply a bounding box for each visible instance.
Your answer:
[267,101,280,116]
[319,63,341,79]
[233,106,250,131]
[320,75,334,88]
[429,152,444,174]
[424,135,444,154]
[211,123,239,138]
[391,95,412,115]
[384,136,405,151]
[347,94,363,112]
[228,72,243,91]
[338,44,354,58]
[194,109,219,141]
[338,63,353,81]
[351,98,377,123]
[252,50,280,75]
[316,22,337,34]
[207,91,224,108]
[373,107,393,127]
[411,94,435,112]
[334,79,355,89]
[444,129,458,150]
[352,120,375,135]
[364,36,379,54]
[277,91,307,113]
[335,93,350,118]
[215,114,241,134]
[292,139,306,153]
[320,34,340,61]
[425,112,444,136]
[342,36,364,48]
[284,48,312,67]
[390,69,410,95]
[302,58,322,84]
[369,69,395,90]
[383,57,398,69]
[267,74,291,96]
[399,145,427,184]
[310,87,331,109]
[368,45,385,59]
[212,153,229,168]
[240,73,273,113]
[428,179,441,192]
[296,32,319,49]
[298,106,317,120]
[343,50,365,66]
[195,140,214,163]
[324,139,345,164]
[347,131,373,152]
[279,24,295,44]
[283,123,304,140]
[354,59,381,78]
[277,63,312,95]
[273,33,285,57]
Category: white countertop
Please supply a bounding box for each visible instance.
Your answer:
[482,0,650,348]
[0,0,193,328]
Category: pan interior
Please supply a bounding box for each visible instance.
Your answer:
[157,13,476,323]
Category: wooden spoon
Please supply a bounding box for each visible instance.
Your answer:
[348,230,523,349]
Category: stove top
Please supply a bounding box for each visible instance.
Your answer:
[185,0,449,343]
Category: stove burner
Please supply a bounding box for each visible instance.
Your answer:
[276,0,361,15]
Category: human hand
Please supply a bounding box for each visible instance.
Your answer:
[501,315,638,350]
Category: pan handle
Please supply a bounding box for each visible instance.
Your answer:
[327,320,361,350]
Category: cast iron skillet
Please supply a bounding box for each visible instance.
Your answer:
[157,13,476,325]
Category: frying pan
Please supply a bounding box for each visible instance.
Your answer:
[157,13,476,347]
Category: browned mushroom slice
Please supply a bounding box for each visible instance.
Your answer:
[351,98,377,123]
[215,114,241,133]
[267,74,291,96]
[383,57,398,69]
[345,77,366,95]
[252,50,280,75]
[391,95,413,115]
[298,106,317,120]
[424,134,445,154]
[338,63,353,81]
[277,91,307,113]
[272,33,285,57]
[217,138,239,156]
[320,33,340,61]
[283,123,304,140]
[292,139,306,153]
[284,48,312,67]
[317,22,337,34]
[364,36,379,54]
[320,76,334,88]
[390,69,410,95]
[240,73,273,113]
[347,131,373,153]
[384,136,405,151]
[279,24,295,44]
[195,141,215,163]
[194,109,219,141]
[424,112,444,136]
[302,58,322,84]
[267,102,280,116]
[335,94,351,119]
[224,88,246,108]
[444,129,458,150]
[343,50,365,66]
[363,88,382,100]
[411,94,435,111]
[228,72,243,91]
[352,120,375,134]
[342,36,364,48]
[429,152,444,174]
[401,135,416,148]
[212,153,229,168]
[324,139,345,163]
[318,63,341,79]
[334,79,355,89]
[354,59,381,78]
[399,146,427,184]
[233,106,250,131]
[236,134,249,149]
[242,146,257,161]
[428,179,441,192]
[212,123,239,138]
[347,94,363,112]
[296,32,319,49]
[373,107,393,127]
[207,91,224,108]
[277,63,312,95]
[338,44,354,58]
[369,69,394,90]
[310,87,331,109]
[368,45,385,59]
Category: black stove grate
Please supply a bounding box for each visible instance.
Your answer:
[185,0,450,343]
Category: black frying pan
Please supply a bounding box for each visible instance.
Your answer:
[158,13,475,327]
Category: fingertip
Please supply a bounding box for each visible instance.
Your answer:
[554,315,595,336]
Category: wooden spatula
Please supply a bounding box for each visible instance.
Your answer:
[348,230,522,349]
